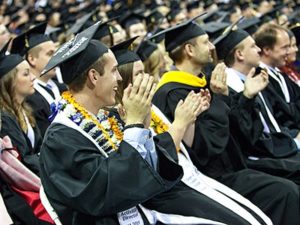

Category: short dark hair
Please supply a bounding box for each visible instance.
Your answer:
[254,23,288,51]
[168,37,197,64]
[68,55,107,92]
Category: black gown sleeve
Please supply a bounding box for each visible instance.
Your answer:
[228,92,298,158]
[26,94,51,137]
[40,124,183,217]
[0,112,40,174]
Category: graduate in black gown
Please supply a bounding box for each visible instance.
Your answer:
[151,16,300,224]
[214,26,300,186]
[40,22,234,225]
[254,23,300,133]
[0,40,42,175]
[11,22,66,137]
[0,41,51,225]
[111,37,273,225]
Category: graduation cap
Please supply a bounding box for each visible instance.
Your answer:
[213,17,250,60]
[290,23,300,45]
[146,9,164,26]
[202,21,230,41]
[259,5,284,25]
[0,39,24,79]
[41,21,109,85]
[111,37,141,66]
[10,22,50,56]
[136,40,158,61]
[66,11,96,36]
[187,1,200,12]
[150,13,207,52]
[148,27,166,43]
[119,12,145,29]
[166,8,183,23]
[237,17,260,35]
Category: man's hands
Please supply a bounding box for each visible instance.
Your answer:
[122,74,156,126]
[243,68,269,99]
[210,63,228,96]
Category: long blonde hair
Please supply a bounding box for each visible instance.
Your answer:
[0,68,35,132]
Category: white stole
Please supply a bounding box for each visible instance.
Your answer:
[22,111,35,148]
[150,105,272,225]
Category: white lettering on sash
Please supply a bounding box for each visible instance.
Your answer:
[118,207,144,225]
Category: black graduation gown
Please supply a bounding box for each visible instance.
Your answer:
[0,111,42,175]
[262,69,300,131]
[153,71,300,225]
[26,80,66,137]
[40,123,183,225]
[228,90,300,185]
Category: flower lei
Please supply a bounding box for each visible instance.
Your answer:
[150,110,169,134]
[59,91,123,153]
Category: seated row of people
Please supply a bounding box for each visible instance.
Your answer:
[1,13,300,225]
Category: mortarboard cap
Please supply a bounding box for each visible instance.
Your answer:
[111,37,141,66]
[259,5,284,25]
[0,39,24,79]
[10,22,50,56]
[150,13,207,52]
[136,40,158,61]
[66,11,96,36]
[41,22,109,85]
[166,8,182,23]
[187,1,200,12]
[237,17,260,35]
[202,21,230,41]
[149,27,166,43]
[290,23,300,45]
[119,12,145,29]
[213,18,250,60]
[146,9,164,26]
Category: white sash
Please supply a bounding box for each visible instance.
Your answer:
[150,105,273,225]
[0,193,13,225]
[23,111,35,148]
[34,80,61,106]
[53,112,227,225]
[47,79,61,101]
[259,62,290,103]
[226,68,281,133]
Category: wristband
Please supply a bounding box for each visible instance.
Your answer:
[124,123,144,130]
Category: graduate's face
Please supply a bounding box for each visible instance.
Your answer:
[14,61,35,102]
[96,50,122,107]
[132,60,146,81]
[30,41,56,77]
[287,36,298,63]
[239,36,261,67]
[191,34,215,65]
[267,30,290,67]
[128,23,147,45]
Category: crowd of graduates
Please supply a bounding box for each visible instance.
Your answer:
[1,0,300,224]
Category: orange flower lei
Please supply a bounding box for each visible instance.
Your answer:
[62,91,123,150]
[150,110,169,134]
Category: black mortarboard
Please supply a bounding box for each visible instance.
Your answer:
[119,12,145,29]
[214,18,250,60]
[187,1,200,12]
[111,37,141,65]
[202,21,230,41]
[146,9,164,26]
[237,17,260,35]
[83,18,118,40]
[291,23,300,45]
[136,40,158,61]
[66,11,95,36]
[10,22,50,56]
[259,5,284,25]
[0,39,24,79]
[150,13,207,52]
[41,22,109,85]
[149,27,165,43]
[166,8,182,23]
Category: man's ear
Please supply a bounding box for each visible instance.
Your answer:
[261,46,271,57]
[26,53,36,67]
[235,48,244,61]
[87,68,98,86]
[184,43,194,58]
